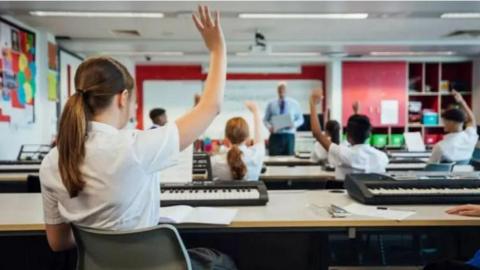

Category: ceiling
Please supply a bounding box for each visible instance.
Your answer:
[2,1,480,64]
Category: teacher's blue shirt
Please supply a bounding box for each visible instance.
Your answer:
[263,97,304,134]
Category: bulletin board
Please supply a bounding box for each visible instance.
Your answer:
[0,18,36,125]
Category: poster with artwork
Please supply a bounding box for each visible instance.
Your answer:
[0,19,36,124]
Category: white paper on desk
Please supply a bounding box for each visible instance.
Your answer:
[159,205,237,225]
[271,114,294,132]
[381,100,399,125]
[343,203,415,220]
[159,146,193,183]
[404,132,426,152]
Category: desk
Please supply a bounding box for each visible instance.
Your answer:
[0,164,40,173]
[263,155,319,166]
[386,163,427,171]
[1,190,479,232]
[0,192,478,270]
[0,173,33,182]
[260,166,334,182]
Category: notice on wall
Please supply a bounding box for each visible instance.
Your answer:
[380,100,399,125]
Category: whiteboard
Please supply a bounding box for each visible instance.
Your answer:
[143,80,202,129]
[143,79,322,139]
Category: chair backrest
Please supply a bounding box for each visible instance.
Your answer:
[72,224,192,270]
[424,163,454,172]
[454,159,471,165]
[472,147,480,161]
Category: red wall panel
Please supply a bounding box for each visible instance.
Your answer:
[342,62,407,127]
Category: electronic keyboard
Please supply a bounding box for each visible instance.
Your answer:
[160,181,269,207]
[345,173,480,205]
[192,153,213,181]
[0,164,41,173]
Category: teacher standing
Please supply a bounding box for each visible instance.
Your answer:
[263,82,304,156]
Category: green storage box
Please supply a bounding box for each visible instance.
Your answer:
[390,134,404,147]
[371,134,388,148]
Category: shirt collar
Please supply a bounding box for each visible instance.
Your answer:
[89,121,119,134]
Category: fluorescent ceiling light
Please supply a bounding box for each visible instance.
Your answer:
[236,52,321,57]
[30,11,164,18]
[101,51,184,56]
[239,13,368,19]
[370,51,455,56]
[441,13,480,19]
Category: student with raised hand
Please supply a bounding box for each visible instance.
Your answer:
[311,120,340,162]
[309,89,389,180]
[212,101,266,181]
[429,90,478,164]
[422,205,480,270]
[39,6,236,269]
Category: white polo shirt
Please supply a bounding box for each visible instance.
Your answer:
[311,141,351,162]
[328,143,389,180]
[211,143,265,181]
[39,121,180,230]
[429,126,478,163]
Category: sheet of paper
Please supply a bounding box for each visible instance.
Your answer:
[380,100,399,125]
[160,146,193,183]
[159,205,237,225]
[344,203,415,221]
[159,205,192,223]
[404,132,426,152]
[271,114,294,132]
[182,207,237,225]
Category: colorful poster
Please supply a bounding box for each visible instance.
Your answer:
[0,19,36,124]
[48,70,57,101]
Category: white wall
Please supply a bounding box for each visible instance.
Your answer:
[0,17,57,160]
[58,50,82,111]
[143,79,322,139]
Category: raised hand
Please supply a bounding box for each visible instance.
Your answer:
[352,101,360,114]
[192,5,225,53]
[245,100,259,113]
[310,88,323,105]
[446,204,480,217]
[452,90,465,104]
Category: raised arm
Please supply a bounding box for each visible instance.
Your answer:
[352,101,360,115]
[453,90,476,128]
[176,6,226,150]
[245,101,263,144]
[310,89,332,150]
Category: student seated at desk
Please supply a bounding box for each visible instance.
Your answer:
[39,6,236,269]
[309,89,389,180]
[423,205,480,270]
[311,120,340,162]
[429,91,478,164]
[211,101,265,180]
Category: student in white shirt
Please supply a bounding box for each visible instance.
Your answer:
[212,101,265,180]
[39,7,236,269]
[309,89,389,180]
[429,90,478,164]
[311,120,340,162]
[149,108,167,129]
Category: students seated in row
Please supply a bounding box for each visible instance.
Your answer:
[429,90,478,164]
[212,101,265,181]
[39,6,236,269]
[424,204,480,270]
[149,107,168,128]
[311,120,340,162]
[309,89,389,180]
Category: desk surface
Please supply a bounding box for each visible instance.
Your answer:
[263,156,318,166]
[0,173,34,182]
[1,191,480,232]
[260,166,335,181]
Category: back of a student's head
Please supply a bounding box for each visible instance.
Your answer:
[225,117,249,180]
[57,56,134,198]
[346,114,371,145]
[149,108,167,126]
[325,120,341,144]
[442,108,465,133]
